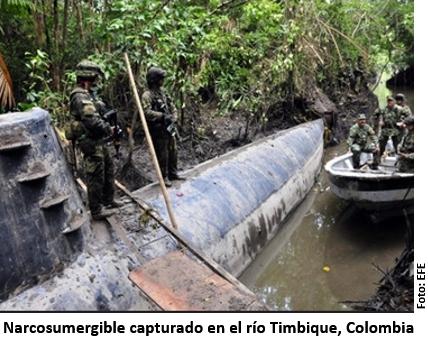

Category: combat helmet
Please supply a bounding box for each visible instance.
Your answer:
[76,60,103,80]
[146,66,166,86]
[357,113,366,121]
[395,93,406,102]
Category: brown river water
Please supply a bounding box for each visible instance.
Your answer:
[240,82,413,311]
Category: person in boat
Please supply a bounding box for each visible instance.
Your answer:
[347,114,379,169]
[397,116,414,173]
[375,96,403,157]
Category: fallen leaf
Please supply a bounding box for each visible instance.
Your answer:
[323,266,330,272]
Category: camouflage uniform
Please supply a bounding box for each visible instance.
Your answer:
[399,105,412,120]
[141,68,179,181]
[377,104,403,156]
[394,94,413,146]
[347,121,378,169]
[395,93,413,119]
[397,120,414,173]
[68,63,115,216]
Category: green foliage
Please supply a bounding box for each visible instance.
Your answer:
[18,50,73,124]
[0,0,34,10]
[0,0,414,122]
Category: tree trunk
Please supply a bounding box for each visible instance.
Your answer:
[61,0,69,53]
[59,0,70,87]
[33,0,45,46]
[41,0,52,56]
[73,0,84,42]
[53,0,59,52]
[52,0,61,90]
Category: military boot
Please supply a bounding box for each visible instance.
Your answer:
[104,199,123,209]
[352,156,361,169]
[163,177,172,187]
[169,173,186,181]
[92,207,118,220]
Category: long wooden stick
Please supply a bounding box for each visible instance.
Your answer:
[123,53,178,229]
[114,179,259,300]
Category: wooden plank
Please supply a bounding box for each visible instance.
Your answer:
[115,180,259,301]
[129,251,266,311]
[129,267,191,310]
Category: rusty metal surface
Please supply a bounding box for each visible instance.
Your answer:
[129,251,266,311]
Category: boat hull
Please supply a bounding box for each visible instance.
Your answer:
[328,176,413,210]
[325,153,413,211]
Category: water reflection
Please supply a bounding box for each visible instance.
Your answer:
[240,141,407,311]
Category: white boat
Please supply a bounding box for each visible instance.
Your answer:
[324,153,413,211]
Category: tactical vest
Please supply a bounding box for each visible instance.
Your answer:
[66,87,89,142]
[67,87,105,156]
[146,89,171,136]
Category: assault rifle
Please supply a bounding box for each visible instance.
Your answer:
[164,114,180,139]
[102,109,123,157]
[159,100,180,140]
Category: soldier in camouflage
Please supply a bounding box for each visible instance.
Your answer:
[397,116,414,173]
[395,93,413,119]
[394,93,412,145]
[141,67,185,187]
[67,60,120,219]
[347,114,379,169]
[375,96,403,157]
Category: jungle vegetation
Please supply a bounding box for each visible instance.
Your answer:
[0,0,414,124]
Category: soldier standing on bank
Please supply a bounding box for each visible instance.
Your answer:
[67,60,121,220]
[395,93,413,119]
[347,114,379,169]
[394,93,412,143]
[397,116,414,173]
[141,67,186,187]
[375,96,403,157]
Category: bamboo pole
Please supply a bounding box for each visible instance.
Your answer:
[123,53,178,229]
[114,179,259,300]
